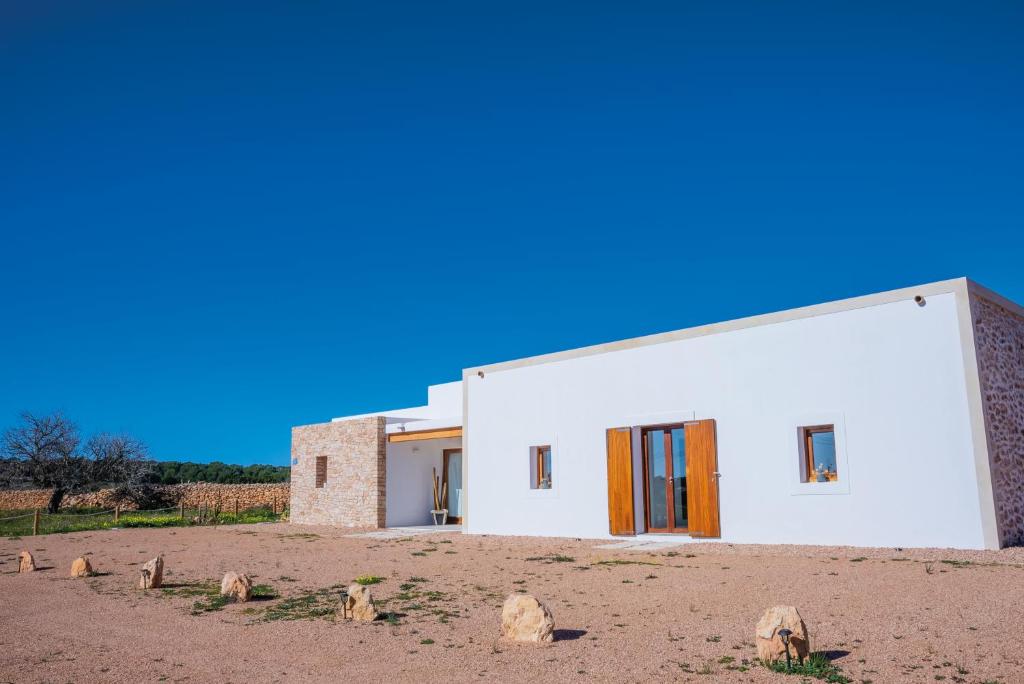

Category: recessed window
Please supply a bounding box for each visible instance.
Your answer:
[315,456,328,488]
[801,426,837,482]
[531,445,552,489]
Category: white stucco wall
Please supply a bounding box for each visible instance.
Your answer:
[465,292,988,549]
[386,437,461,527]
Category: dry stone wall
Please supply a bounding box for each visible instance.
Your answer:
[0,482,290,511]
[971,294,1024,547]
[290,417,386,527]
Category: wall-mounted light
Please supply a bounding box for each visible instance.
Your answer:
[914,295,926,307]
[477,371,485,378]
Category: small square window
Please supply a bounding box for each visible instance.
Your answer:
[315,456,328,488]
[531,445,552,489]
[801,426,837,482]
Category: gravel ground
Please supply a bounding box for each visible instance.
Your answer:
[2,524,1024,683]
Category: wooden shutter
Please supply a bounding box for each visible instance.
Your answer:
[606,427,635,536]
[315,456,328,488]
[685,419,721,538]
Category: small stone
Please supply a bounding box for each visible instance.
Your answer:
[220,571,253,602]
[70,556,93,578]
[755,605,810,663]
[139,555,164,589]
[342,584,379,621]
[501,594,554,643]
[18,551,35,573]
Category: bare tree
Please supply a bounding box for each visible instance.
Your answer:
[1,412,82,512]
[1,413,153,512]
[86,433,157,507]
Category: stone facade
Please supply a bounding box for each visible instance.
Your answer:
[290,417,386,527]
[971,294,1024,547]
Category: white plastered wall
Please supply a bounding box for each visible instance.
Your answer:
[385,437,461,527]
[465,292,989,549]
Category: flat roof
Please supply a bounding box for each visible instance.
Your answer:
[463,277,1023,377]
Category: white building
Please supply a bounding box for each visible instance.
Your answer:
[290,278,1024,550]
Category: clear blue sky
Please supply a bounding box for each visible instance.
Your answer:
[2,1,1021,466]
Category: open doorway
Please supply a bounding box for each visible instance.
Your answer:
[442,448,463,524]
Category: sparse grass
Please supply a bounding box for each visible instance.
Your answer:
[0,507,282,537]
[192,593,233,614]
[262,586,343,622]
[940,559,975,568]
[592,559,660,567]
[252,584,278,599]
[525,554,575,564]
[354,575,385,585]
[158,579,278,614]
[760,653,852,683]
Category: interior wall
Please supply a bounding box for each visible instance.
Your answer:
[386,437,462,527]
[466,292,989,549]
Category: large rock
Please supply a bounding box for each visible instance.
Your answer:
[342,584,379,621]
[501,594,555,643]
[70,556,93,578]
[220,571,253,602]
[139,556,164,589]
[18,551,35,573]
[756,605,810,663]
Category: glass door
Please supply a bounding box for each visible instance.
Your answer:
[443,449,463,524]
[641,425,687,533]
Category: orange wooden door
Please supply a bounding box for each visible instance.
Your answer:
[684,419,721,538]
[606,427,635,536]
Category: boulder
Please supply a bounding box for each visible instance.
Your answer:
[501,594,555,643]
[18,551,36,573]
[756,605,810,663]
[139,555,164,589]
[342,584,379,621]
[70,556,93,578]
[220,571,253,602]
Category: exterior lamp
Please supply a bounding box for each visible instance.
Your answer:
[339,588,351,620]
[778,628,793,670]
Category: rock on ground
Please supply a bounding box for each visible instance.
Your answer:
[501,594,555,643]
[139,556,164,589]
[220,571,253,602]
[755,605,810,663]
[18,551,35,573]
[342,584,379,621]
[69,557,93,578]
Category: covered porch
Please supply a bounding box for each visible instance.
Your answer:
[385,417,464,528]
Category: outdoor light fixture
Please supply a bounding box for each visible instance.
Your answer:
[778,628,793,671]
[339,588,351,620]
[477,371,485,378]
[915,295,926,307]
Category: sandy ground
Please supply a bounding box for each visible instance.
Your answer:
[2,524,1024,684]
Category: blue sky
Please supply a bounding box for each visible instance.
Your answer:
[1,1,1021,466]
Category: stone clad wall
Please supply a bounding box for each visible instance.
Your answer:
[971,294,1024,547]
[0,482,290,511]
[290,417,386,527]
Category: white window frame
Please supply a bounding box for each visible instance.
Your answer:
[788,412,851,496]
[524,437,559,499]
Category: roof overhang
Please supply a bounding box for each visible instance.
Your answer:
[385,416,463,443]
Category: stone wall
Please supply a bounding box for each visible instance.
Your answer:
[290,417,386,527]
[0,482,290,512]
[971,294,1024,547]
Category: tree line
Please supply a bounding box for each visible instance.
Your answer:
[1,412,289,512]
[147,461,289,485]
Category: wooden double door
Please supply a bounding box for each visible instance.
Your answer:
[606,420,720,538]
